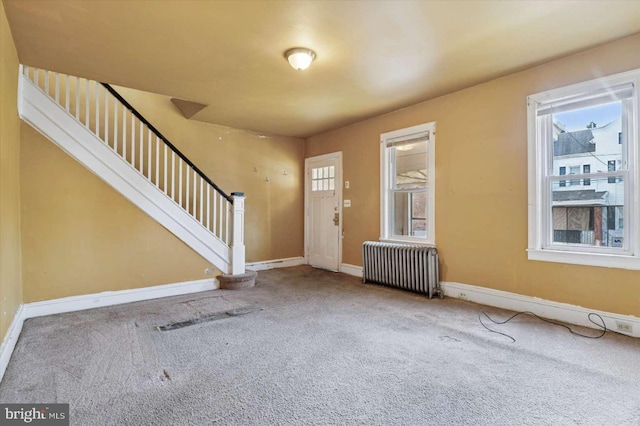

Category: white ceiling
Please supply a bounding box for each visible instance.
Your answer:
[4,0,640,138]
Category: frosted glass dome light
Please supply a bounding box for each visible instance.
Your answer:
[285,48,316,71]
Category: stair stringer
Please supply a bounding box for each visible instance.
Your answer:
[18,74,231,274]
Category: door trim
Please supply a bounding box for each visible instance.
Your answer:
[304,151,343,270]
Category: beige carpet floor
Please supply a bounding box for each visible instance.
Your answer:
[1,266,639,425]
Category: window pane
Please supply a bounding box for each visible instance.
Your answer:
[393,192,409,236]
[616,206,624,233]
[411,191,427,237]
[411,220,427,237]
[329,166,335,178]
[323,179,328,191]
[608,160,616,183]
[312,168,318,179]
[583,165,591,186]
[393,190,427,237]
[607,206,616,231]
[329,178,335,190]
[569,166,580,186]
[552,102,623,180]
[312,180,318,191]
[393,140,427,190]
[411,191,426,218]
[551,176,624,247]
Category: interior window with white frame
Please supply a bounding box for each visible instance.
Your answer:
[380,122,435,244]
[527,69,640,270]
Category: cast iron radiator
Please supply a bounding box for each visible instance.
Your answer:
[362,241,442,299]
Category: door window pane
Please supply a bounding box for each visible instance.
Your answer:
[311,166,336,192]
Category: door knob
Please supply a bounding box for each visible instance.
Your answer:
[333,212,339,226]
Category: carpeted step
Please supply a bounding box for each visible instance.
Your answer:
[218,270,258,289]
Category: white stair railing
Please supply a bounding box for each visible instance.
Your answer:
[20,65,245,275]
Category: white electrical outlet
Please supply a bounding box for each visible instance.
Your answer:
[458,292,469,300]
[615,321,633,333]
[204,268,214,275]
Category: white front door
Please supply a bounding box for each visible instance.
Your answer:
[306,153,342,271]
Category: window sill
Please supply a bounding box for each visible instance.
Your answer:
[380,238,435,247]
[527,248,640,270]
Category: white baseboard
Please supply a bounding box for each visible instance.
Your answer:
[340,263,363,278]
[0,305,26,384]
[441,281,640,338]
[246,256,305,271]
[25,278,218,319]
[0,277,217,384]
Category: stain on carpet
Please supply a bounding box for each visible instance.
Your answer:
[161,369,171,381]
[156,307,261,331]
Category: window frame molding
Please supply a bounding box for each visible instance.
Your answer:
[527,69,640,270]
[380,122,436,245]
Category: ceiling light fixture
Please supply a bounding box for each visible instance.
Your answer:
[284,47,316,71]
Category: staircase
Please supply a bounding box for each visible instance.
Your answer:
[18,65,245,275]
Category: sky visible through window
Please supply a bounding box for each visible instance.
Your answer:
[554,102,621,131]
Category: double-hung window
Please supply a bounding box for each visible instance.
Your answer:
[527,69,640,269]
[380,122,435,244]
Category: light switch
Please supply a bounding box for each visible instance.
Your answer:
[345,181,350,189]
[344,199,351,207]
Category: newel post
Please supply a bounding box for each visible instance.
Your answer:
[230,192,246,275]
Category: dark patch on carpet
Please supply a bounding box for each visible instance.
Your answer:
[161,369,171,381]
[156,306,261,331]
[226,307,257,316]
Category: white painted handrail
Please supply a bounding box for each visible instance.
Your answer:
[20,65,246,275]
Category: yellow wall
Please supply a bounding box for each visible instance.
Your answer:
[306,33,640,317]
[20,122,217,302]
[112,87,305,263]
[0,1,23,337]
